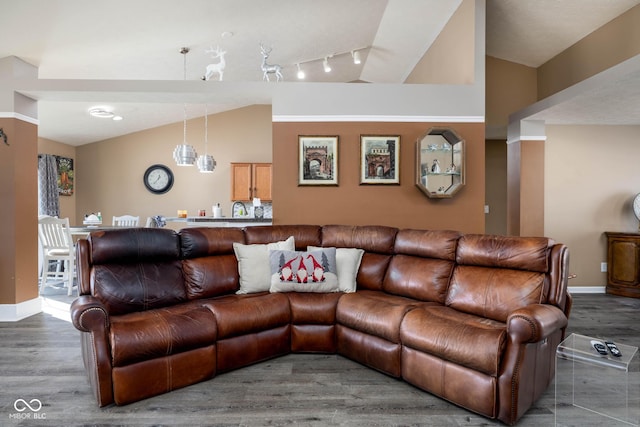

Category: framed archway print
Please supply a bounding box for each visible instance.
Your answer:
[298,135,339,186]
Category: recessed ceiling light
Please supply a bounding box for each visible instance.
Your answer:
[112,115,123,121]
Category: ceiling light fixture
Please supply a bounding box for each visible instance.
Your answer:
[351,50,361,65]
[296,63,305,79]
[197,104,216,173]
[323,57,331,73]
[88,107,114,119]
[173,47,198,167]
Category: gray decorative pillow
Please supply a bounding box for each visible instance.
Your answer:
[268,248,339,293]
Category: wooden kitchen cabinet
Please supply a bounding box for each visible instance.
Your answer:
[231,163,272,201]
[605,231,640,298]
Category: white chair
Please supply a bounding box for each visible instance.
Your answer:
[38,216,75,296]
[112,215,140,227]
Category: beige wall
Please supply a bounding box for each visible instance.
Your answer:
[485,56,537,139]
[1,117,38,305]
[538,4,640,99]
[484,57,537,236]
[38,137,77,224]
[545,125,640,288]
[485,139,507,235]
[273,121,485,233]
[405,0,475,84]
[75,105,272,224]
[66,106,487,233]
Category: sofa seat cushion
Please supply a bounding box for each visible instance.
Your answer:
[203,292,290,340]
[110,302,217,367]
[401,306,507,376]
[287,292,342,324]
[336,290,425,343]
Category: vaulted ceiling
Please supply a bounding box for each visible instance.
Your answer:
[2,0,639,145]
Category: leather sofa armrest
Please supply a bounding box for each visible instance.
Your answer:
[71,295,110,332]
[70,295,115,406]
[507,304,568,344]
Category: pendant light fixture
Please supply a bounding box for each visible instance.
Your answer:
[197,104,216,173]
[173,47,198,166]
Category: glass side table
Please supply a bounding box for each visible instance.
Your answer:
[556,333,639,426]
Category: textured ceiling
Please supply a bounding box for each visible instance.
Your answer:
[486,0,640,67]
[2,1,640,145]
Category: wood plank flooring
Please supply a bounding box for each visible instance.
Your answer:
[1,293,639,426]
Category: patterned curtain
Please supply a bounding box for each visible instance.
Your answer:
[38,154,59,217]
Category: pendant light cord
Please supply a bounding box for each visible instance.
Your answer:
[183,103,187,144]
[204,104,208,154]
[182,47,188,145]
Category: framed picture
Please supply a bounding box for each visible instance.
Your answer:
[56,155,74,196]
[360,135,400,185]
[298,136,339,186]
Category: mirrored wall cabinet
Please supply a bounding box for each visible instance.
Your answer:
[416,127,465,199]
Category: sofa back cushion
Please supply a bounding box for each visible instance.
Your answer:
[321,225,398,291]
[383,229,460,303]
[245,225,321,250]
[88,228,186,315]
[179,227,245,299]
[180,227,245,258]
[455,234,553,272]
[446,234,552,322]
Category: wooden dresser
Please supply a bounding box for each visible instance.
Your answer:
[605,231,640,298]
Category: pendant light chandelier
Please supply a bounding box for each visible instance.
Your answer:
[197,104,216,173]
[173,47,198,166]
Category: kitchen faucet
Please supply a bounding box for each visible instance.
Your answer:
[232,201,248,218]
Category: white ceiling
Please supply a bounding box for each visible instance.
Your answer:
[2,0,640,145]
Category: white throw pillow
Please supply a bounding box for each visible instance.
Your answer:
[308,246,365,293]
[233,236,295,294]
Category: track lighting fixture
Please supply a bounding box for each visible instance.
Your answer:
[295,47,366,77]
[352,50,361,65]
[323,57,331,73]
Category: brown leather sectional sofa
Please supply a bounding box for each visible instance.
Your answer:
[70,224,571,425]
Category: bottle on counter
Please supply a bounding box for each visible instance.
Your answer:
[213,203,222,218]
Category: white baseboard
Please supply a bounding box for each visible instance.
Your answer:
[568,286,606,294]
[0,297,42,322]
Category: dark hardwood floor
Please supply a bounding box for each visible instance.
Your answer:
[1,292,639,426]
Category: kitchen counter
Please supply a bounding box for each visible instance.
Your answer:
[166,216,272,223]
[165,217,272,229]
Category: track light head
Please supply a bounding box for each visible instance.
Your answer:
[323,57,331,73]
[352,50,361,65]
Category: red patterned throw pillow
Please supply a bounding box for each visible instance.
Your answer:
[268,248,339,292]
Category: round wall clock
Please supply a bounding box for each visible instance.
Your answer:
[143,164,174,194]
[633,193,640,221]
